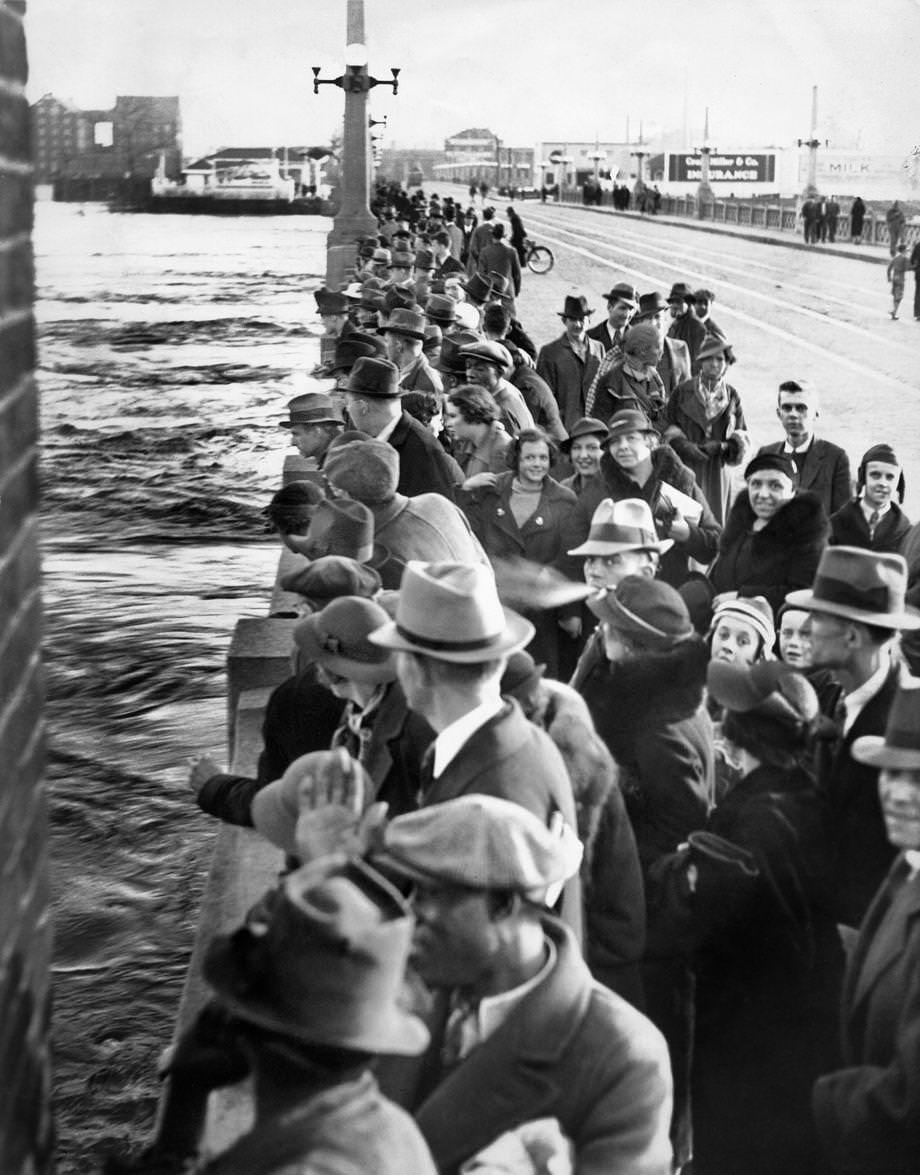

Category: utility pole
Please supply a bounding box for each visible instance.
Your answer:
[696,106,715,215]
[313,0,399,288]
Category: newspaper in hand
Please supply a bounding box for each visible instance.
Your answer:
[658,481,703,524]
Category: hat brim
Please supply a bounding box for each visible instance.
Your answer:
[369,607,534,663]
[295,623,396,684]
[384,326,427,341]
[851,735,920,769]
[784,590,920,631]
[204,940,429,1056]
[568,537,674,557]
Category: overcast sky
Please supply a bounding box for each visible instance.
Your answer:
[25,0,920,158]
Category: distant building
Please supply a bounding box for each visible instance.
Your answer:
[435,127,534,188]
[537,141,635,189]
[180,146,334,195]
[30,93,182,184]
[377,148,446,186]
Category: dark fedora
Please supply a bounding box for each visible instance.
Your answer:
[359,279,386,311]
[853,679,920,769]
[383,307,427,341]
[786,546,920,631]
[587,575,694,650]
[383,287,417,316]
[666,282,696,304]
[425,294,457,325]
[437,332,479,376]
[327,331,386,376]
[203,856,428,1055]
[558,294,594,320]
[390,251,413,270]
[413,248,435,271]
[633,291,669,319]
[697,335,733,363]
[314,287,349,315]
[602,282,639,307]
[461,273,496,305]
[294,596,397,684]
[345,356,400,398]
[558,416,610,455]
[280,393,344,429]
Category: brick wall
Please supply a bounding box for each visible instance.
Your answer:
[0,2,54,1171]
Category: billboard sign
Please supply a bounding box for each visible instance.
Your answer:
[668,153,776,183]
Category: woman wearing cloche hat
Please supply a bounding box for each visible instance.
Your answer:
[663,334,750,526]
[651,659,844,1175]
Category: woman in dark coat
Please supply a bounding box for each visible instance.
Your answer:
[708,452,828,616]
[566,408,722,590]
[576,576,713,1169]
[650,660,844,1175]
[850,195,866,243]
[460,427,578,676]
[663,335,750,525]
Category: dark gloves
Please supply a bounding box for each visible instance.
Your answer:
[653,499,677,536]
[699,440,728,458]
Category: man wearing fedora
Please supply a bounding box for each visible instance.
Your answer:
[322,438,487,589]
[787,546,920,927]
[371,795,673,1175]
[112,857,437,1174]
[632,291,692,396]
[666,283,706,372]
[279,392,345,463]
[587,282,639,354]
[383,308,443,395]
[369,561,584,937]
[536,295,606,433]
[754,379,852,518]
[460,339,535,438]
[813,681,920,1174]
[343,357,458,500]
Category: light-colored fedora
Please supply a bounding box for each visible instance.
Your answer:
[568,498,673,557]
[369,561,534,663]
[786,546,920,631]
[852,677,920,769]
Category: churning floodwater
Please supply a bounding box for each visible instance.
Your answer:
[35,203,325,1171]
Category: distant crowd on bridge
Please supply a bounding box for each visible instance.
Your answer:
[109,179,920,1175]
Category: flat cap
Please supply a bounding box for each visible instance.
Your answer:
[375,795,583,899]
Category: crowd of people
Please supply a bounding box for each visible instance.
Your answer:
[108,183,920,1175]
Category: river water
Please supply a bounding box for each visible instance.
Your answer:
[36,203,325,1171]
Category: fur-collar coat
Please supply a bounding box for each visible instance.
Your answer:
[709,490,828,615]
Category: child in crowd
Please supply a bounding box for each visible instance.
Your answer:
[829,443,911,553]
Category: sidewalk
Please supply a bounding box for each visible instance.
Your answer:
[497,195,892,266]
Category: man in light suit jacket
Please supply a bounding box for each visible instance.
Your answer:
[373,796,674,1175]
[369,560,584,938]
[813,683,920,1174]
[755,379,852,517]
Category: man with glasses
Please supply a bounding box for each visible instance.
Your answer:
[754,379,852,517]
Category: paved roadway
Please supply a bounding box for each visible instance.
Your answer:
[441,191,920,516]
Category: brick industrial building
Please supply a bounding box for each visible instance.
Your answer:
[31,92,182,185]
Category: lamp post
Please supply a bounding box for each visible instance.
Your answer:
[312,0,400,288]
[695,107,715,217]
[798,85,827,199]
[557,155,573,203]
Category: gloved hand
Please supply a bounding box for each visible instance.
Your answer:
[700,440,727,458]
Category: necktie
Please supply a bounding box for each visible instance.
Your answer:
[417,746,435,802]
[868,508,881,540]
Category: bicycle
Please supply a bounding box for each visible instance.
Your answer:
[523,237,554,274]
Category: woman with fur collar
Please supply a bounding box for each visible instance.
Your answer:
[565,409,721,590]
[708,452,829,616]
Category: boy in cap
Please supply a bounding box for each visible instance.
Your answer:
[829,443,912,554]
